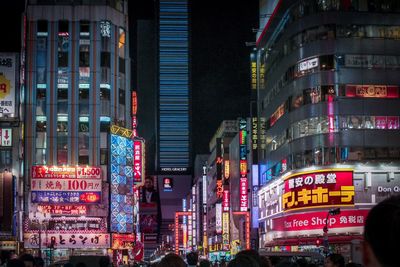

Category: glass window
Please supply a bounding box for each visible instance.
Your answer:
[100,88,110,100]
[58,20,69,34]
[37,20,48,33]
[101,67,110,83]
[35,149,46,165]
[36,89,46,115]
[36,120,47,132]
[365,25,385,38]
[118,28,125,58]
[36,132,47,149]
[57,132,68,165]
[119,89,125,105]
[100,121,109,132]
[79,50,90,67]
[101,52,110,67]
[80,20,90,36]
[57,121,68,132]
[100,148,108,165]
[58,52,68,67]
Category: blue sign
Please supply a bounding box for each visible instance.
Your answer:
[31,191,101,204]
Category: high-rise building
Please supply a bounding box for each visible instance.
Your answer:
[23,0,131,260]
[157,0,191,174]
[255,0,400,262]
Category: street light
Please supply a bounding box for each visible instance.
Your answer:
[323,208,340,256]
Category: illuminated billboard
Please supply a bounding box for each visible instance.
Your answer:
[0,54,16,116]
[30,166,102,204]
[282,169,355,212]
[110,129,134,233]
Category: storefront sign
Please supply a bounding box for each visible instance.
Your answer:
[0,241,16,250]
[31,191,101,204]
[31,166,101,179]
[270,103,285,127]
[299,57,319,72]
[240,178,248,212]
[272,209,368,232]
[224,160,230,179]
[111,233,136,249]
[216,203,222,234]
[0,54,16,116]
[223,190,230,212]
[282,169,354,211]
[37,205,87,215]
[31,179,101,192]
[133,139,145,185]
[222,212,230,250]
[24,233,110,249]
[345,85,398,98]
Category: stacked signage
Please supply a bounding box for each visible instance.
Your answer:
[26,166,110,249]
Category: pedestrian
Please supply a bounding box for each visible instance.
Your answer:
[33,257,44,267]
[199,259,212,267]
[18,254,34,267]
[324,254,345,267]
[99,256,111,267]
[186,252,198,267]
[6,259,25,267]
[158,253,185,267]
[363,194,400,267]
[227,254,259,267]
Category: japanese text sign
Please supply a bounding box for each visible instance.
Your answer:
[31,191,101,204]
[240,178,248,212]
[272,209,369,232]
[31,179,102,192]
[24,233,110,249]
[37,205,87,215]
[282,169,354,212]
[32,166,102,179]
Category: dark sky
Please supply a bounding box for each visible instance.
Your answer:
[1,0,259,157]
[191,1,259,155]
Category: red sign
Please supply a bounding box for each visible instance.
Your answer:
[223,190,230,212]
[133,140,144,185]
[240,160,247,176]
[32,166,101,179]
[240,178,248,212]
[132,91,137,115]
[345,85,399,98]
[38,205,87,215]
[216,180,223,199]
[270,103,285,126]
[283,169,354,211]
[272,209,369,232]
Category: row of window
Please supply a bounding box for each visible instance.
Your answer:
[262,54,400,109]
[267,23,400,74]
[260,146,400,186]
[267,115,400,154]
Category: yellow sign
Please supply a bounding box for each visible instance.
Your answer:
[0,75,11,99]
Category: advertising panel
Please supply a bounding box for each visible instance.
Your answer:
[0,54,16,116]
[216,203,222,234]
[31,179,101,192]
[222,190,229,212]
[110,132,134,233]
[31,166,101,179]
[37,205,87,215]
[31,191,101,204]
[272,209,369,232]
[282,169,355,212]
[24,233,110,249]
[0,128,12,146]
[133,139,145,185]
[240,178,248,212]
[222,212,230,250]
[345,85,399,98]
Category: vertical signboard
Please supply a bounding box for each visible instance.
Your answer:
[133,139,145,185]
[239,119,248,212]
[215,203,222,234]
[0,54,16,116]
[110,125,135,233]
[216,138,223,199]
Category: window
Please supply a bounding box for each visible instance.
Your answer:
[100,148,108,165]
[101,52,110,67]
[100,88,110,100]
[80,21,90,36]
[36,89,46,115]
[37,20,48,33]
[58,52,68,67]
[119,89,125,105]
[58,20,69,34]
[79,49,90,67]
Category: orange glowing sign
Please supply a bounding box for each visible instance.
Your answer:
[216,180,224,199]
[240,160,247,176]
[132,91,137,115]
[282,169,355,212]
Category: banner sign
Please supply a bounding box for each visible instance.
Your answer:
[240,178,248,212]
[272,209,369,232]
[345,85,399,98]
[0,54,16,116]
[31,179,101,192]
[31,191,101,204]
[32,166,102,179]
[24,233,110,249]
[37,205,87,215]
[282,169,354,212]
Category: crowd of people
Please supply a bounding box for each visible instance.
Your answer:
[1,194,399,267]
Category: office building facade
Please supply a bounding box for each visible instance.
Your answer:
[255,0,400,262]
[24,0,131,260]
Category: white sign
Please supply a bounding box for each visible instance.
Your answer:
[216,203,222,234]
[0,128,11,146]
[299,57,319,71]
[0,54,16,116]
[31,178,102,192]
[24,233,110,249]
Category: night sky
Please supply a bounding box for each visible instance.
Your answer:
[1,0,259,158]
